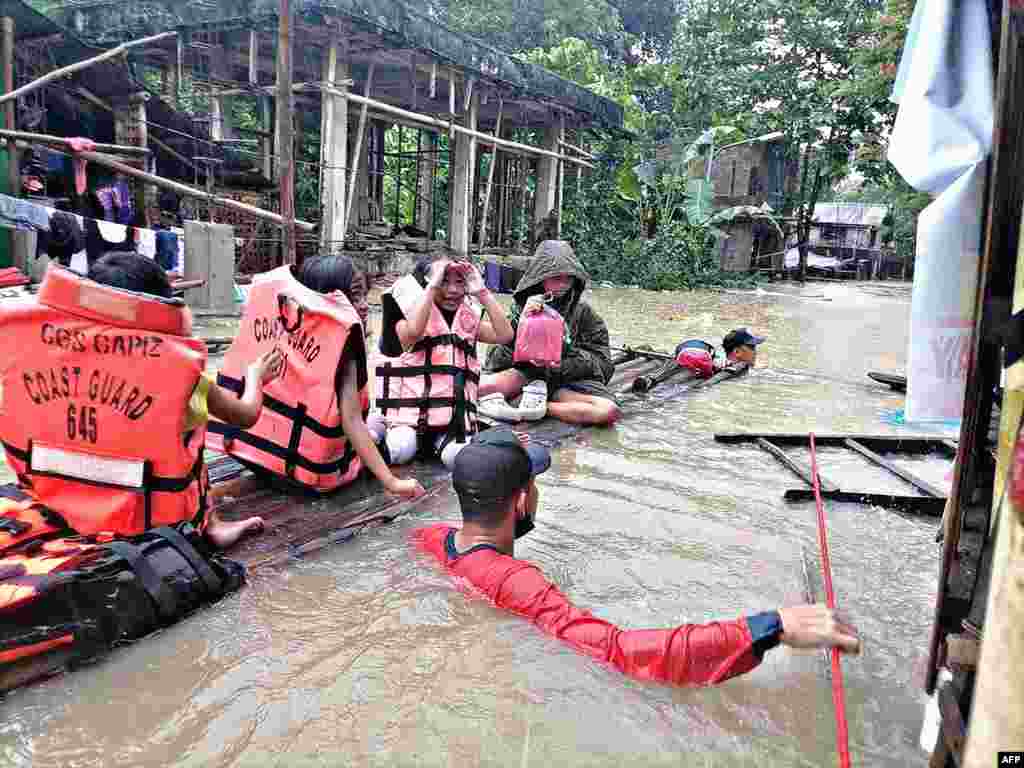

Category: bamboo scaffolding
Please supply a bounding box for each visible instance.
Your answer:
[559,138,595,159]
[0,128,149,156]
[0,31,177,108]
[79,150,315,230]
[477,99,503,250]
[343,60,375,240]
[343,91,594,169]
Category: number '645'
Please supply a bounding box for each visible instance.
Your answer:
[67,404,98,444]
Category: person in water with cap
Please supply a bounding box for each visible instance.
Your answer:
[721,328,766,366]
[414,426,861,688]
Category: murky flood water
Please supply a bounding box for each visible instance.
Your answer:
[1,281,951,767]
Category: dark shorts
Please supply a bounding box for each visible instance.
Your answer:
[511,363,620,405]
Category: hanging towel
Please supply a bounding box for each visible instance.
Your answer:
[136,227,156,258]
[85,216,133,266]
[0,194,50,230]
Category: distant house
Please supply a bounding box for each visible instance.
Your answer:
[656,136,799,271]
[808,202,887,260]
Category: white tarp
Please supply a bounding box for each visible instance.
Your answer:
[784,248,840,270]
[887,0,993,425]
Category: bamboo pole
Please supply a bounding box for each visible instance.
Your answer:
[343,91,594,169]
[559,138,595,159]
[0,128,150,156]
[276,0,295,265]
[343,60,375,240]
[79,150,315,230]
[0,31,177,108]
[2,18,15,201]
[477,99,503,250]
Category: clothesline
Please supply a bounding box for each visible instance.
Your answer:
[0,193,185,275]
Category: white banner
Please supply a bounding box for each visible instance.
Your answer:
[887,0,993,425]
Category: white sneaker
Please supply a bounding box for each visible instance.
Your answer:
[517,380,548,422]
[478,392,522,423]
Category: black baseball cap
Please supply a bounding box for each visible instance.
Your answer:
[452,426,551,499]
[722,328,766,354]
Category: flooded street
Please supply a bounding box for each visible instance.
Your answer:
[1,281,951,767]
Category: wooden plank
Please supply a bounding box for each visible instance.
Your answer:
[319,31,348,250]
[715,432,954,454]
[450,90,477,255]
[867,371,907,391]
[937,679,966,765]
[624,362,696,394]
[477,98,503,249]
[343,60,375,239]
[757,438,839,492]
[844,438,948,498]
[783,489,947,515]
[276,0,296,265]
[2,18,14,203]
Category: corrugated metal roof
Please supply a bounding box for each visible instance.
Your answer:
[813,202,888,227]
[45,0,625,129]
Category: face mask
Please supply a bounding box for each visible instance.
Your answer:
[514,512,536,539]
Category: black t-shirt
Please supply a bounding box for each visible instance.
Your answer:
[379,293,457,356]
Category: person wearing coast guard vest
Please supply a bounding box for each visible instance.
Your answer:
[375,259,514,468]
[207,257,424,499]
[0,256,280,548]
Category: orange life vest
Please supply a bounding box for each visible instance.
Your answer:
[205,266,368,493]
[0,264,208,536]
[375,274,482,439]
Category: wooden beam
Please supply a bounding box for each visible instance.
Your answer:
[0,128,150,156]
[477,98,503,250]
[2,17,15,200]
[429,60,437,99]
[757,438,839,492]
[449,66,456,115]
[248,28,259,85]
[79,149,314,230]
[0,31,177,109]
[463,77,475,112]
[715,432,957,454]
[844,438,947,498]
[343,59,375,239]
[276,0,296,264]
[783,489,947,515]
[319,30,348,250]
[342,91,593,168]
[450,90,478,255]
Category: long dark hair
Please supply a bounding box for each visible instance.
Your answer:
[297,255,357,298]
[89,252,173,298]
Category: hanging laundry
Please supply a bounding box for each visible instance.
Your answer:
[66,138,96,196]
[155,229,179,272]
[41,210,84,267]
[112,179,133,225]
[93,187,115,221]
[0,194,50,230]
[136,227,156,259]
[85,216,133,266]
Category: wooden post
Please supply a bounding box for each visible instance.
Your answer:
[175,33,183,109]
[276,0,296,265]
[319,29,348,251]
[450,90,478,256]
[2,17,16,201]
[415,131,437,234]
[343,60,374,238]
[533,121,560,237]
[249,29,259,86]
[261,95,273,181]
[477,99,503,250]
[555,113,565,237]
[210,96,224,142]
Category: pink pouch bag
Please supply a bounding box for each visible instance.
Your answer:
[513,305,565,367]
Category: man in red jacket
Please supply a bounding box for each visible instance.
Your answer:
[414,427,861,687]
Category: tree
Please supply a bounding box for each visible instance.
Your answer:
[671,0,880,279]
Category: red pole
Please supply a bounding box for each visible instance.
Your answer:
[808,432,852,768]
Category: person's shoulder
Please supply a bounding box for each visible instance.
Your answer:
[411,523,453,558]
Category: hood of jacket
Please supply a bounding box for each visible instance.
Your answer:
[512,240,590,319]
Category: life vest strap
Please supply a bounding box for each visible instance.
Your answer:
[149,524,222,595]
[106,540,181,619]
[0,516,30,536]
[216,374,346,439]
[372,364,481,382]
[374,396,479,413]
[410,333,477,359]
[206,420,358,476]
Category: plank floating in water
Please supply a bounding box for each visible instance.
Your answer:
[868,371,907,392]
[757,438,839,492]
[715,432,957,456]
[783,489,947,515]
[843,438,947,498]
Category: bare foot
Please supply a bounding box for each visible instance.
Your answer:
[206,515,265,549]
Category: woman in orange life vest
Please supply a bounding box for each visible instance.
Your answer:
[376,258,515,468]
[89,252,283,548]
[294,255,424,498]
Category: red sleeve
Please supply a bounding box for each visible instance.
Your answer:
[414,526,764,687]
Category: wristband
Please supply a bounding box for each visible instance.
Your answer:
[746,610,784,657]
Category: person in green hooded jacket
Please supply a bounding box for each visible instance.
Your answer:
[478,240,622,426]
